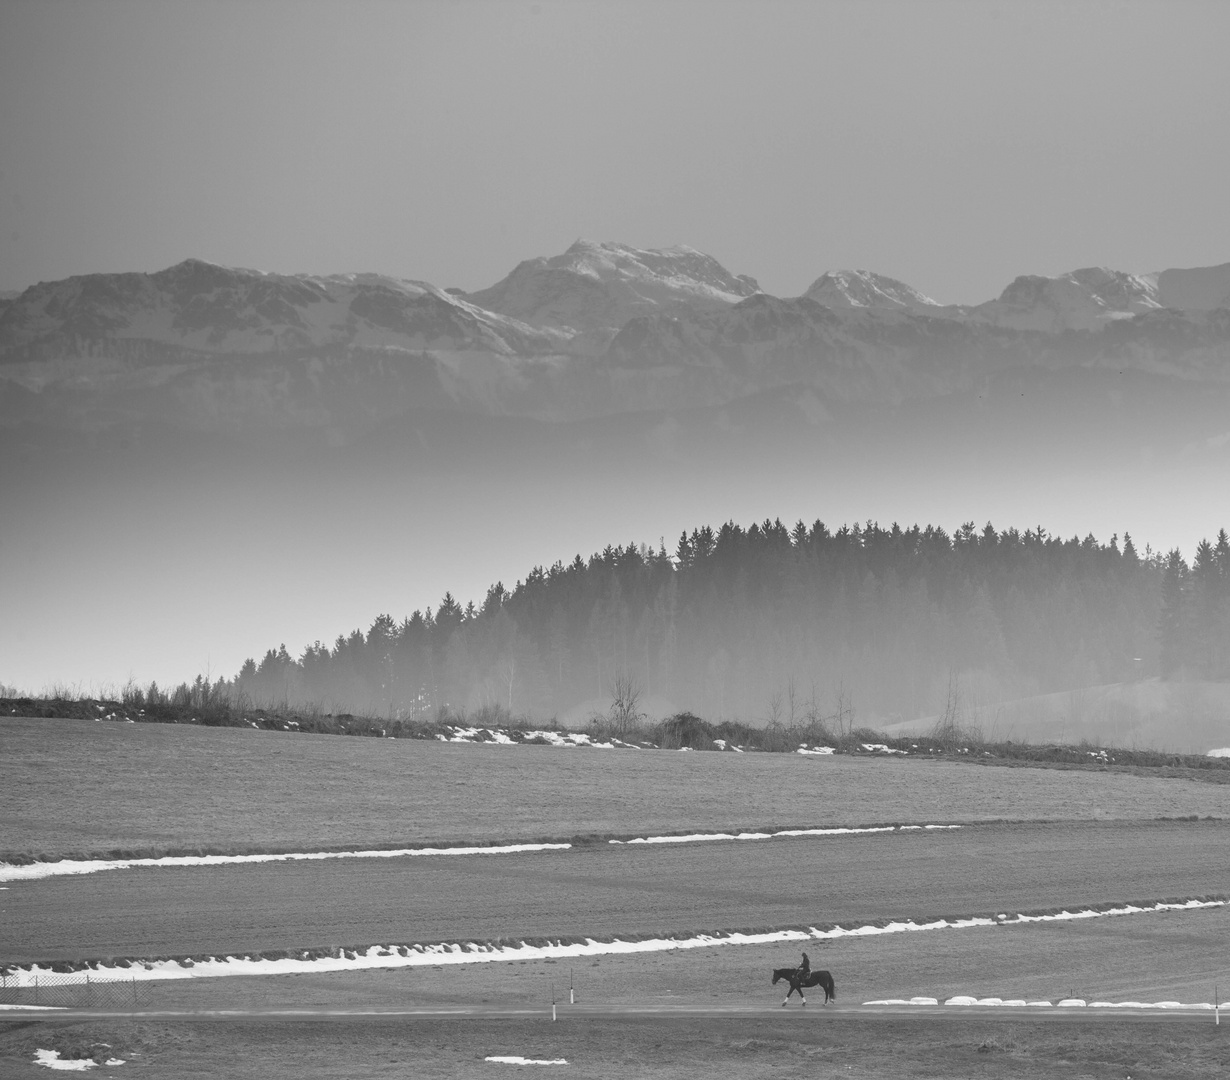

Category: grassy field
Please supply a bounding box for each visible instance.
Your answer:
[4,821,1227,964]
[3,1012,1228,1079]
[4,717,1229,862]
[5,715,1230,1078]
[64,902,1230,1013]
[6,910,1230,1076]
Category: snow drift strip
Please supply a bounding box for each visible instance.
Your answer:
[0,843,573,882]
[485,1057,568,1065]
[6,897,1224,987]
[0,824,961,881]
[610,824,960,845]
[867,996,1216,1009]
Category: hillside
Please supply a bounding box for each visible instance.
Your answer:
[221,517,1230,741]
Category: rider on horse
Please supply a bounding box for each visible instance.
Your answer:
[797,951,810,984]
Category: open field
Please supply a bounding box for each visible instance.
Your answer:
[24,902,1226,1013]
[4,717,1229,862]
[4,1011,1229,1079]
[5,716,1230,1078]
[6,910,1230,1076]
[3,821,1227,964]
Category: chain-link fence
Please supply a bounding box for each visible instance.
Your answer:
[0,969,146,1009]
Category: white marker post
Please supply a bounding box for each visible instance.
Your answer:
[552,983,556,1022]
[1216,985,1219,1026]
[570,968,575,1005]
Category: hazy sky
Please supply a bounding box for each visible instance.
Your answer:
[2,0,1229,302]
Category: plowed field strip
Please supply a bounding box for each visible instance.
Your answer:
[3,821,1226,963]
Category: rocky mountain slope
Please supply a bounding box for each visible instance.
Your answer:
[802,269,942,314]
[0,258,567,359]
[464,239,761,349]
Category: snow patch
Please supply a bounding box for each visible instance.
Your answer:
[880,996,1213,1009]
[609,824,910,845]
[34,1050,123,1071]
[439,727,632,749]
[0,842,573,882]
[485,1056,568,1065]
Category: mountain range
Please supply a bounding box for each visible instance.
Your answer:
[2,240,1228,444]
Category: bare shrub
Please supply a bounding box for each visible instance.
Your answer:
[930,671,985,753]
[658,712,717,750]
[590,670,647,741]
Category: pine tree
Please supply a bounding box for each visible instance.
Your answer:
[1158,549,1189,677]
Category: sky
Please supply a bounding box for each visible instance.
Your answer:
[2,0,1230,304]
[2,0,1229,695]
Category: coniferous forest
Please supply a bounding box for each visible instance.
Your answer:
[229,520,1230,724]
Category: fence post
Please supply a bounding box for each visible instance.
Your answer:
[133,975,138,1008]
[86,971,91,1007]
[34,973,39,1005]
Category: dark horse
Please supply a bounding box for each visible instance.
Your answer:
[772,967,836,1006]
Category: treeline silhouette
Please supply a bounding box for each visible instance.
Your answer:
[229,519,1230,722]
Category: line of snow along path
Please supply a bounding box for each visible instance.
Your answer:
[6,898,1223,986]
[0,825,961,881]
[865,996,1218,1009]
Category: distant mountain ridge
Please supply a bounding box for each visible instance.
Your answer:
[0,257,567,359]
[2,243,1228,438]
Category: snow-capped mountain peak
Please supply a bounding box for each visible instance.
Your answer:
[976,266,1165,332]
[464,240,761,341]
[803,269,940,313]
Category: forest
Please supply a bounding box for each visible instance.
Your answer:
[219,519,1230,726]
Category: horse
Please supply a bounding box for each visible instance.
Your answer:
[771,967,836,1006]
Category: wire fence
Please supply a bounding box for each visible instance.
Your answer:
[0,969,146,1009]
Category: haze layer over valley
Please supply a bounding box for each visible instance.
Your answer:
[2,240,1228,734]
